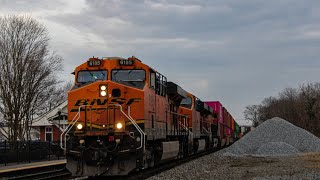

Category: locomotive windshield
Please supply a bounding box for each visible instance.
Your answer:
[181,96,192,109]
[77,70,108,83]
[112,69,146,89]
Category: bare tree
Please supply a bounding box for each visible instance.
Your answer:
[0,15,62,142]
[243,105,261,127]
[299,83,320,135]
[28,81,72,137]
[245,83,320,137]
[33,81,72,117]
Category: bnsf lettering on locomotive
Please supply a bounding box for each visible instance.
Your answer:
[73,98,141,107]
[75,99,88,106]
[97,99,108,105]
[89,99,96,106]
[111,98,126,105]
[126,98,141,106]
[74,99,107,106]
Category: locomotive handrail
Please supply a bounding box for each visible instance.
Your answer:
[167,111,189,118]
[200,120,212,124]
[178,121,193,143]
[168,111,194,141]
[178,121,192,134]
[202,126,211,134]
[60,105,92,150]
[167,111,190,131]
[60,104,145,152]
[127,106,146,152]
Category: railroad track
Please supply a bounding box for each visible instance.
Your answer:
[130,148,221,180]
[2,146,222,180]
[99,147,223,180]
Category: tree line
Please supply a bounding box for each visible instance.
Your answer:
[0,15,71,142]
[244,82,320,137]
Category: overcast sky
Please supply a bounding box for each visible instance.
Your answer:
[1,0,320,125]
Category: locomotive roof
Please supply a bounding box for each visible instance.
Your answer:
[102,57,127,60]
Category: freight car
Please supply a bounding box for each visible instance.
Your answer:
[205,101,239,147]
[61,56,238,176]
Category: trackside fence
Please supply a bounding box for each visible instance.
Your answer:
[0,140,64,166]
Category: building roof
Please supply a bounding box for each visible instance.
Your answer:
[31,101,68,127]
[0,127,8,141]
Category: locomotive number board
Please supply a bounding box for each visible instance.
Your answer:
[119,59,134,66]
[88,60,102,67]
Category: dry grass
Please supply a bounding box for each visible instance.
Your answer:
[298,152,320,169]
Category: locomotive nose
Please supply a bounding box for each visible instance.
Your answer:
[111,88,121,97]
[99,83,122,98]
[99,83,123,99]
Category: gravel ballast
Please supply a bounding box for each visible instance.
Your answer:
[223,117,320,156]
[147,152,320,180]
[147,117,320,179]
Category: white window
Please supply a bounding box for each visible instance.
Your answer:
[45,127,53,142]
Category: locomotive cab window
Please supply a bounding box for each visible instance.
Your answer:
[155,72,167,97]
[77,70,108,83]
[181,96,192,109]
[150,70,156,89]
[112,69,146,89]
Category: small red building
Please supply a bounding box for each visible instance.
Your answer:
[31,101,68,142]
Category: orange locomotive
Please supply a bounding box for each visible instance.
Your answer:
[179,93,219,152]
[63,56,223,176]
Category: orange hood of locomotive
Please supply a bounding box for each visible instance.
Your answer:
[68,81,144,126]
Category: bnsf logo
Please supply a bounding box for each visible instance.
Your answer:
[70,98,141,112]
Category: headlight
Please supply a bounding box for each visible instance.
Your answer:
[77,123,83,130]
[116,122,123,129]
[100,90,107,96]
[100,85,107,97]
[100,85,107,91]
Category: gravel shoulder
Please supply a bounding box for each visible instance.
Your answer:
[147,152,320,180]
[148,117,320,180]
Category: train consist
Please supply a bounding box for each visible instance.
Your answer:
[62,56,240,176]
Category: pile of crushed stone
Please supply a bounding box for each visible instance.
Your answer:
[223,117,320,156]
